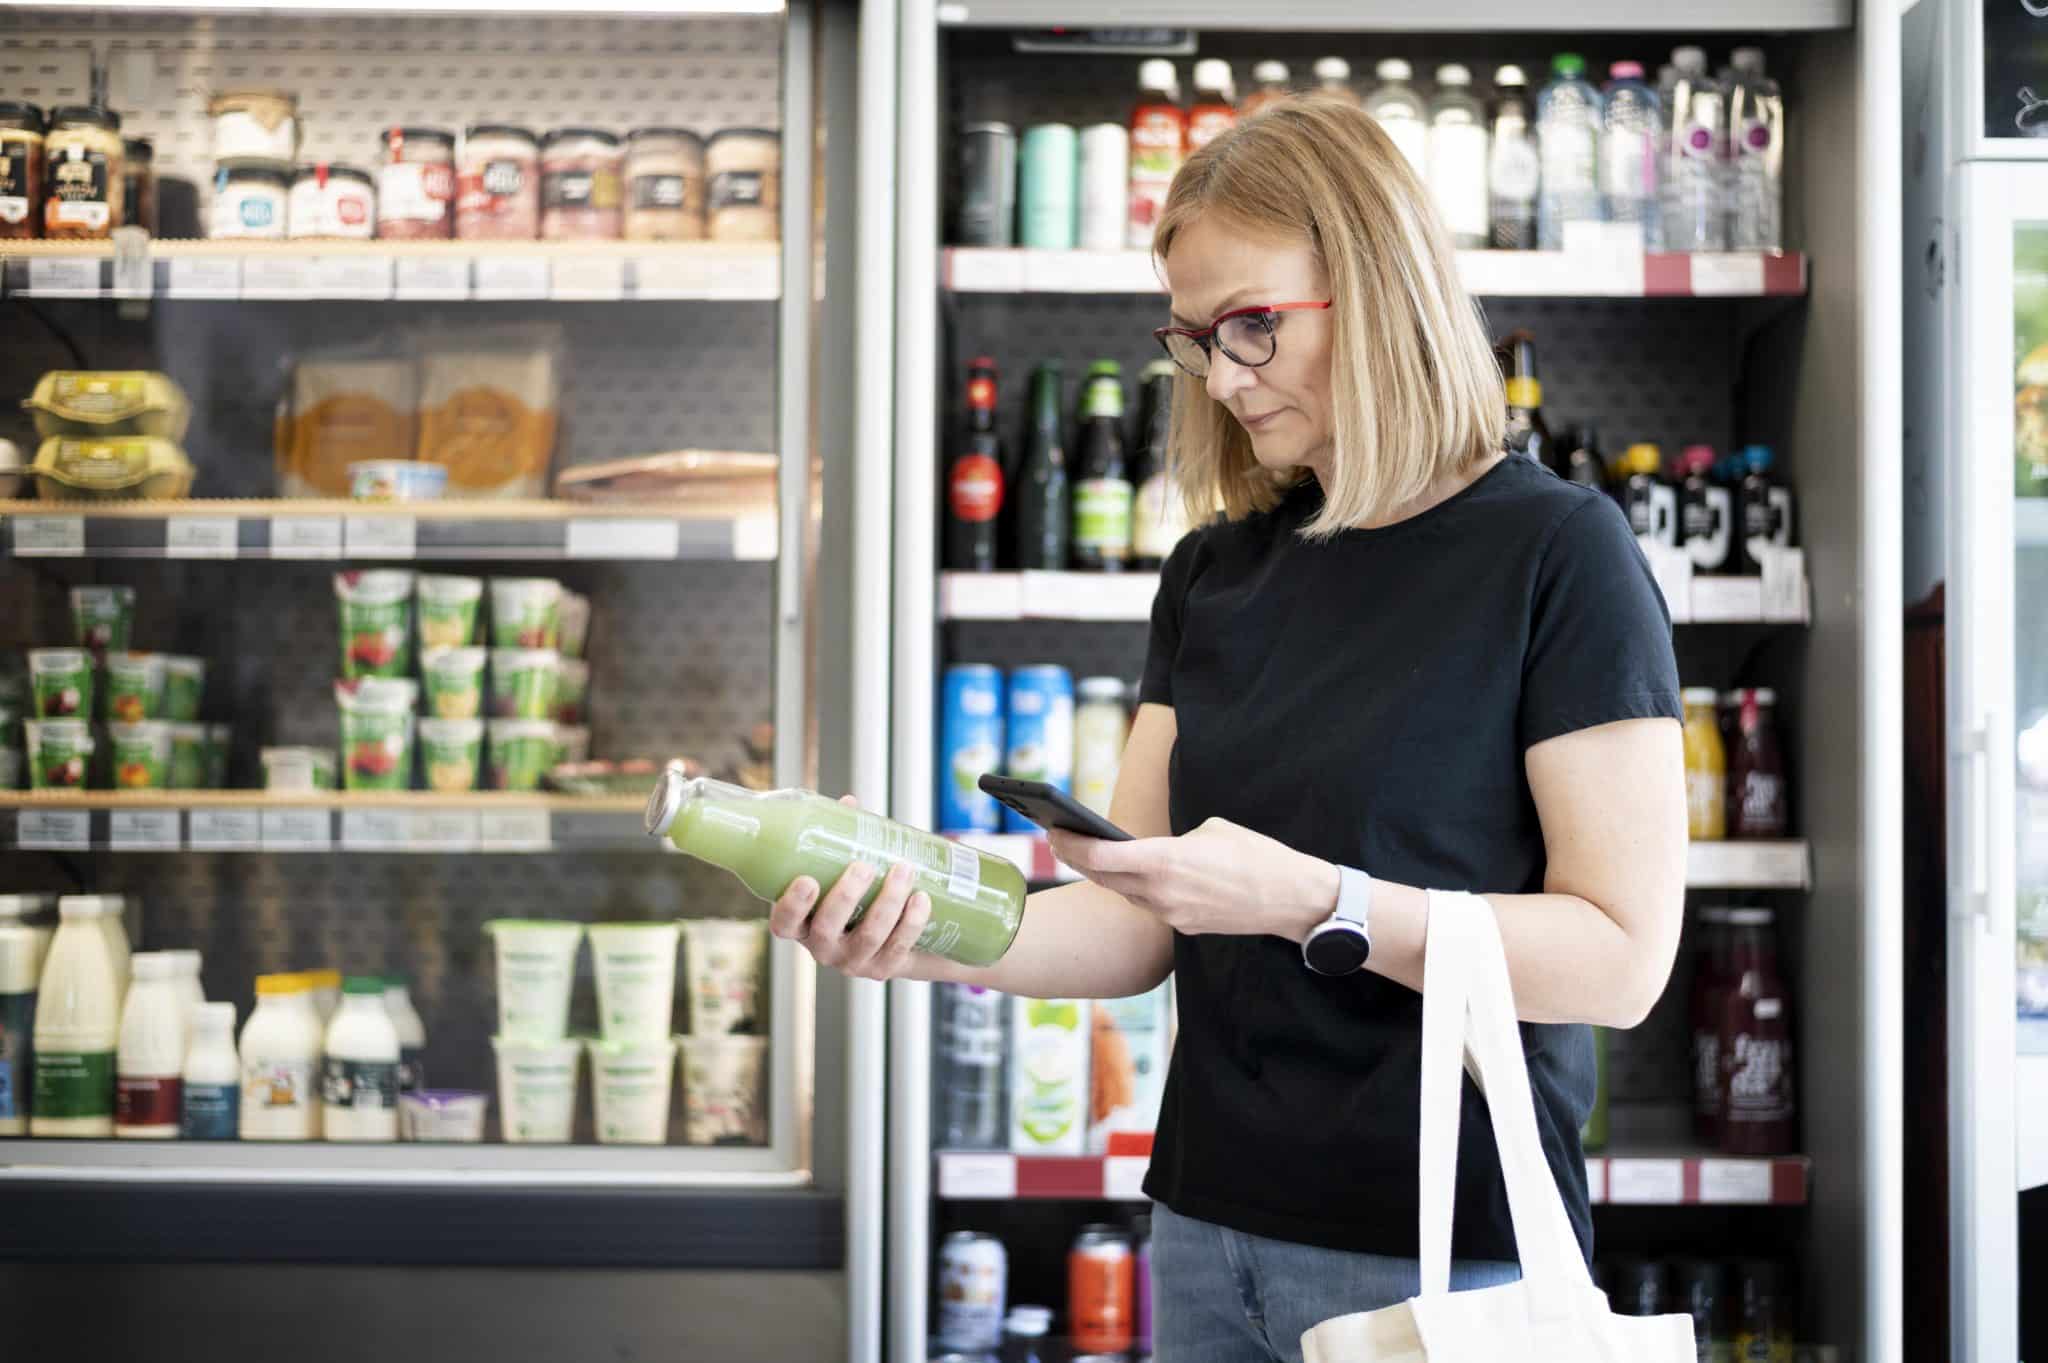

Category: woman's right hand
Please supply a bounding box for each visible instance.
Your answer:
[767,795,933,981]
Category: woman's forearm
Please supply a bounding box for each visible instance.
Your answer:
[909,879,1175,1000]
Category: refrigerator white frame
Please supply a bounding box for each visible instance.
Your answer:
[1949,0,2048,165]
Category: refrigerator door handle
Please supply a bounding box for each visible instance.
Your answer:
[1951,724,1991,926]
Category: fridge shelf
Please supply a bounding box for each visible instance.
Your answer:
[0,496,779,563]
[0,239,782,303]
[941,248,1809,300]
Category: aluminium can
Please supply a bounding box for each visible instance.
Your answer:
[957,121,1016,247]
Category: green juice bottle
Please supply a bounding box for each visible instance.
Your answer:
[643,764,1027,968]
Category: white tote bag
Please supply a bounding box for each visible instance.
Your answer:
[1301,891,1696,1363]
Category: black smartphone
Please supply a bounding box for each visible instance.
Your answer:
[975,774,1135,842]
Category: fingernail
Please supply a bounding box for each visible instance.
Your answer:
[888,861,910,885]
[795,879,817,903]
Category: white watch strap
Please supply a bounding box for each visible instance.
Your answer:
[1335,864,1372,934]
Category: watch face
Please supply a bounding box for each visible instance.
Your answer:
[1304,923,1370,976]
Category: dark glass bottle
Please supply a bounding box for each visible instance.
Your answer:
[1071,360,1133,572]
[1677,443,1735,573]
[1718,907,1796,1156]
[1129,360,1184,571]
[1561,422,1607,492]
[1014,360,1069,571]
[1500,330,1551,468]
[945,357,1005,573]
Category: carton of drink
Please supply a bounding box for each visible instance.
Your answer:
[1009,995,1089,1155]
[1087,984,1169,1154]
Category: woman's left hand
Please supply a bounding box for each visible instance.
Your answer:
[1045,817,1338,942]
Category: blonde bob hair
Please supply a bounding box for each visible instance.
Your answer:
[1153,94,1505,538]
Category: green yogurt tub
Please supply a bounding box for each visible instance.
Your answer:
[420,647,488,720]
[416,575,483,652]
[487,719,558,791]
[161,656,206,722]
[24,719,93,789]
[169,722,209,789]
[489,648,560,720]
[69,585,134,659]
[108,720,174,790]
[262,746,337,792]
[27,649,93,720]
[105,651,168,723]
[335,570,416,679]
[488,578,563,650]
[419,718,484,793]
[335,678,418,791]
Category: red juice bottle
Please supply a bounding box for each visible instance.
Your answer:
[1717,907,1795,1155]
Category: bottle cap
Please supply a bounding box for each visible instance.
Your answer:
[1436,64,1472,87]
[1695,906,1736,924]
[644,758,693,837]
[1727,907,1776,926]
[1005,1306,1054,1336]
[343,975,386,995]
[1681,444,1717,473]
[1079,676,1127,702]
[132,952,176,980]
[57,897,106,920]
[1312,57,1349,83]
[1551,53,1586,77]
[1681,687,1719,706]
[384,974,409,990]
[1672,45,1708,72]
[164,947,201,976]
[1087,358,1123,378]
[1193,59,1234,96]
[1376,58,1413,82]
[1741,443,1775,472]
[256,972,304,996]
[1610,60,1645,81]
[1622,442,1662,474]
[1138,59,1180,96]
[1731,46,1766,74]
[1494,64,1527,87]
[1142,357,1177,380]
[191,1000,236,1031]
[1259,60,1295,84]
[1746,687,1777,705]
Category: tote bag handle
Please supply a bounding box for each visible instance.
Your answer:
[1416,891,1597,1314]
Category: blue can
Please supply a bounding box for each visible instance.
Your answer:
[1017,123,1078,250]
[1003,665,1075,833]
[938,664,1006,833]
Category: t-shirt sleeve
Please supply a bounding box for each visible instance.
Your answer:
[1138,529,1203,708]
[1519,495,1683,749]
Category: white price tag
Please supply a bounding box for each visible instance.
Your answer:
[937,1153,1017,1200]
[18,809,90,850]
[270,516,343,559]
[1697,1159,1774,1204]
[551,255,626,301]
[479,808,551,852]
[27,256,99,296]
[941,248,1026,293]
[164,516,239,559]
[341,808,410,851]
[167,256,242,299]
[11,516,85,557]
[261,808,332,852]
[1102,1156,1149,1201]
[309,254,394,299]
[566,518,681,560]
[395,255,472,300]
[1639,537,1694,624]
[1584,1158,1609,1204]
[345,516,417,559]
[1605,1158,1686,1205]
[1758,546,1808,622]
[1689,253,1767,296]
[730,515,779,562]
[189,808,262,851]
[635,248,777,300]
[109,809,181,850]
[409,810,479,852]
[240,255,317,299]
[473,256,549,300]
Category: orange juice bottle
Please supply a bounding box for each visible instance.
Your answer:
[1682,687,1726,840]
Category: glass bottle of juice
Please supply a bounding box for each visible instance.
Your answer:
[1681,687,1726,840]
[644,764,1028,968]
[1127,60,1186,250]
[1717,907,1795,1155]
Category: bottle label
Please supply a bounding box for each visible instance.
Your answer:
[631,173,690,211]
[1680,123,1720,160]
[1503,377,1541,409]
[941,985,1006,1069]
[1734,771,1786,836]
[116,1074,183,1128]
[948,453,1005,524]
[0,991,31,1121]
[1740,117,1774,155]
[1074,478,1134,554]
[398,1045,425,1094]
[34,1049,115,1120]
[848,811,985,961]
[1539,126,1597,193]
[1188,108,1235,151]
[182,1081,240,1140]
[48,144,112,229]
[243,1056,316,1113]
[1128,108,1184,179]
[1692,1028,1720,1117]
[321,1056,400,1111]
[1490,137,1541,201]
[1601,131,1656,200]
[1686,768,1724,837]
[1724,1029,1792,1123]
[708,170,764,212]
[379,161,454,223]
[0,138,32,224]
[1133,474,1189,562]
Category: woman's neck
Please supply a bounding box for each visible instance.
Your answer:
[1348,451,1507,530]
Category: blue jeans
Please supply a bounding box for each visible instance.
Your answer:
[1150,1203,1521,1363]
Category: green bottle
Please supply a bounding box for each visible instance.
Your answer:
[643,764,1028,968]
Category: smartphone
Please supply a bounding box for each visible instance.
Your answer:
[975,774,1135,842]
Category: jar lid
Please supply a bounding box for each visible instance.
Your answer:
[708,126,779,145]
[217,158,292,186]
[50,105,121,132]
[466,123,538,144]
[385,125,456,147]
[123,136,154,159]
[293,161,375,188]
[207,89,296,116]
[0,100,45,130]
[542,126,621,148]
[626,125,704,145]
[961,121,1015,136]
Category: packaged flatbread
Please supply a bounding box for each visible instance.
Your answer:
[275,356,417,498]
[415,339,559,499]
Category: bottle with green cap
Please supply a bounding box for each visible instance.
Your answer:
[644,765,1027,968]
[1536,51,1603,249]
[1071,360,1132,572]
[322,975,401,1142]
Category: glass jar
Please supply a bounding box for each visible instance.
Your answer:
[539,127,623,241]
[208,90,297,163]
[623,127,704,241]
[211,159,290,240]
[457,124,539,241]
[1681,686,1725,841]
[378,126,455,240]
[0,101,45,240]
[288,162,376,240]
[43,106,124,240]
[704,127,780,242]
[120,137,156,235]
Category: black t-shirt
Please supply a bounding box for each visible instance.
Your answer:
[1137,454,1681,1265]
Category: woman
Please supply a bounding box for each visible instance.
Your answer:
[771,96,1686,1361]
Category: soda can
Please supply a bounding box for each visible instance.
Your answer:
[936,1230,1009,1352]
[1078,123,1128,252]
[1002,665,1074,833]
[939,664,1005,833]
[1069,1225,1136,1354]
[1018,123,1078,250]
[958,122,1016,247]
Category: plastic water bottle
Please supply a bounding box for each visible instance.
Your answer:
[1727,46,1784,250]
[1600,61,1662,250]
[1487,65,1540,250]
[1536,52,1603,250]
[1366,58,1429,182]
[1664,46,1729,251]
[1426,64,1490,249]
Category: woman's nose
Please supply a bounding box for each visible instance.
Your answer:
[1205,349,1254,404]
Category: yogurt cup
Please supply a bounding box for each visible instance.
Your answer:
[418,717,483,792]
[334,570,415,679]
[681,917,770,1037]
[420,646,487,720]
[105,651,168,723]
[557,591,591,660]
[554,658,590,724]
[161,656,206,722]
[587,1036,678,1145]
[487,718,559,791]
[28,648,93,720]
[555,724,591,765]
[108,720,174,789]
[488,578,563,650]
[416,575,483,652]
[25,719,93,789]
[587,921,683,1042]
[169,721,209,789]
[489,648,560,720]
[206,724,231,788]
[491,1036,582,1144]
[483,918,584,1040]
[70,585,135,659]
[679,1034,768,1146]
[262,745,337,792]
[334,677,417,791]
[350,459,447,503]
[399,1089,489,1142]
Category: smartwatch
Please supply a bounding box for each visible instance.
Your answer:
[1302,864,1373,976]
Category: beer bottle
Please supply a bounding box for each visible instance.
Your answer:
[945,357,1005,573]
[1500,330,1551,470]
[1130,360,1189,571]
[1071,360,1133,572]
[1015,360,1069,571]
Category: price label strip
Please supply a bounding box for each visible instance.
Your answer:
[167,256,242,299]
[241,255,317,300]
[261,808,333,852]
[270,516,343,559]
[12,515,86,558]
[17,809,90,850]
[345,516,417,559]
[341,808,410,852]
[164,516,239,559]
[189,808,262,851]
[27,256,100,297]
[479,808,551,852]
[410,810,480,852]
[1605,1158,1685,1205]
[566,518,682,560]
[110,809,181,851]
[937,1153,1018,1200]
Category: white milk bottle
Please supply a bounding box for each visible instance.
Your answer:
[116,953,186,1139]
[32,899,120,1136]
[0,895,53,979]
[240,972,322,1141]
[0,924,41,1135]
[323,976,401,1141]
[1425,64,1491,249]
[181,1002,240,1141]
[60,895,131,1005]
[382,976,427,1094]
[164,949,205,1015]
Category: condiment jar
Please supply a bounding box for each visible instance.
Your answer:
[378,126,456,240]
[211,159,290,240]
[623,127,705,241]
[458,124,539,241]
[288,162,376,240]
[704,128,780,242]
[0,101,45,241]
[539,127,623,241]
[43,106,124,240]
[120,137,156,234]
[208,89,297,163]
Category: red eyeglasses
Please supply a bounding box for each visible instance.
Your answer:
[1153,300,1332,378]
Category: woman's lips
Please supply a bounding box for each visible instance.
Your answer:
[1239,409,1283,432]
